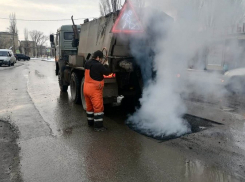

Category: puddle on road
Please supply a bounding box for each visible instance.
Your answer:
[35,70,45,78]
[127,114,222,141]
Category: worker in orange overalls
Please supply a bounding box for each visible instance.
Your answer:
[83,50,111,131]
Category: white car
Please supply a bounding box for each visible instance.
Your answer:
[0,49,16,67]
[224,67,245,94]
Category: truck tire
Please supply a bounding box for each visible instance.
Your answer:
[55,62,59,76]
[58,73,68,92]
[80,77,86,110]
[70,72,81,104]
[121,93,141,113]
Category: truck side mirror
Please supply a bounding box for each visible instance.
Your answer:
[51,42,55,48]
[50,34,54,43]
[86,53,91,60]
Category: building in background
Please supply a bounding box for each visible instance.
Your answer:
[20,41,37,57]
[0,32,18,53]
[189,23,245,71]
[37,45,47,57]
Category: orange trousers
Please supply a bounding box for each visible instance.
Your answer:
[84,82,104,113]
[83,69,104,114]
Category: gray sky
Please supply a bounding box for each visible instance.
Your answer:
[0,0,101,41]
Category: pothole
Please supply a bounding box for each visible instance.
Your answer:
[127,114,222,141]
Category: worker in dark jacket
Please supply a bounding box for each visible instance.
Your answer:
[83,50,111,131]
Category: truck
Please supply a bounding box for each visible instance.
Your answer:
[50,1,172,110]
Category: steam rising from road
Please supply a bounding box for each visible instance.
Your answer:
[128,0,244,137]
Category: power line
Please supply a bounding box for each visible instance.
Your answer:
[0,17,96,22]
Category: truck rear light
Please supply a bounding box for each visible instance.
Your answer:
[104,73,116,79]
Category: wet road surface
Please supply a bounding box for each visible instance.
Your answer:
[0,59,245,182]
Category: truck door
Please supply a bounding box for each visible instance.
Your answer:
[56,32,60,61]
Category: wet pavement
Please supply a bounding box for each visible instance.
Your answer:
[0,120,22,182]
[0,59,245,182]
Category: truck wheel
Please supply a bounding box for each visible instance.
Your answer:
[80,78,86,110]
[121,93,141,113]
[55,62,59,76]
[70,72,81,104]
[58,73,68,92]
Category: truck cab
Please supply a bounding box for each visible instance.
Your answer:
[51,25,81,75]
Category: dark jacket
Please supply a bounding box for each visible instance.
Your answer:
[85,59,111,81]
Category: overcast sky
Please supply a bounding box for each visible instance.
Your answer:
[0,0,102,41]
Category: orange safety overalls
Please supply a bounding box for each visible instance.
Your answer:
[83,68,104,128]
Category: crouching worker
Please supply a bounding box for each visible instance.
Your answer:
[83,50,111,131]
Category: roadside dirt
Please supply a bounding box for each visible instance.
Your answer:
[0,120,22,182]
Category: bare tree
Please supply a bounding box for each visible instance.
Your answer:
[99,0,146,16]
[8,13,18,53]
[38,36,48,57]
[100,0,107,16]
[99,0,122,16]
[29,30,48,57]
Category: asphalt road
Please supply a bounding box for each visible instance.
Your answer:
[1,59,245,182]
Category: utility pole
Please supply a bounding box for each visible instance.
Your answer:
[18,40,21,53]
[12,33,15,53]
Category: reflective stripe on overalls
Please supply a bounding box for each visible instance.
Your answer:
[83,69,104,128]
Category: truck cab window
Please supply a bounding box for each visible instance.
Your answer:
[64,32,74,40]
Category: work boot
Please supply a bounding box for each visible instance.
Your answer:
[88,120,94,127]
[94,126,107,132]
[94,112,106,131]
[86,111,94,127]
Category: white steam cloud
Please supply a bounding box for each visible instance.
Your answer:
[128,0,245,137]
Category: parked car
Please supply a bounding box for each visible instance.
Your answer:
[0,49,16,67]
[15,54,30,61]
[224,67,245,94]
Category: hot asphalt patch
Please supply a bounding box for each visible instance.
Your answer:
[127,114,222,141]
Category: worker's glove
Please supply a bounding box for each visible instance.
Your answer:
[103,60,109,66]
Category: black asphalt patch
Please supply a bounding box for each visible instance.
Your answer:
[0,120,22,182]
